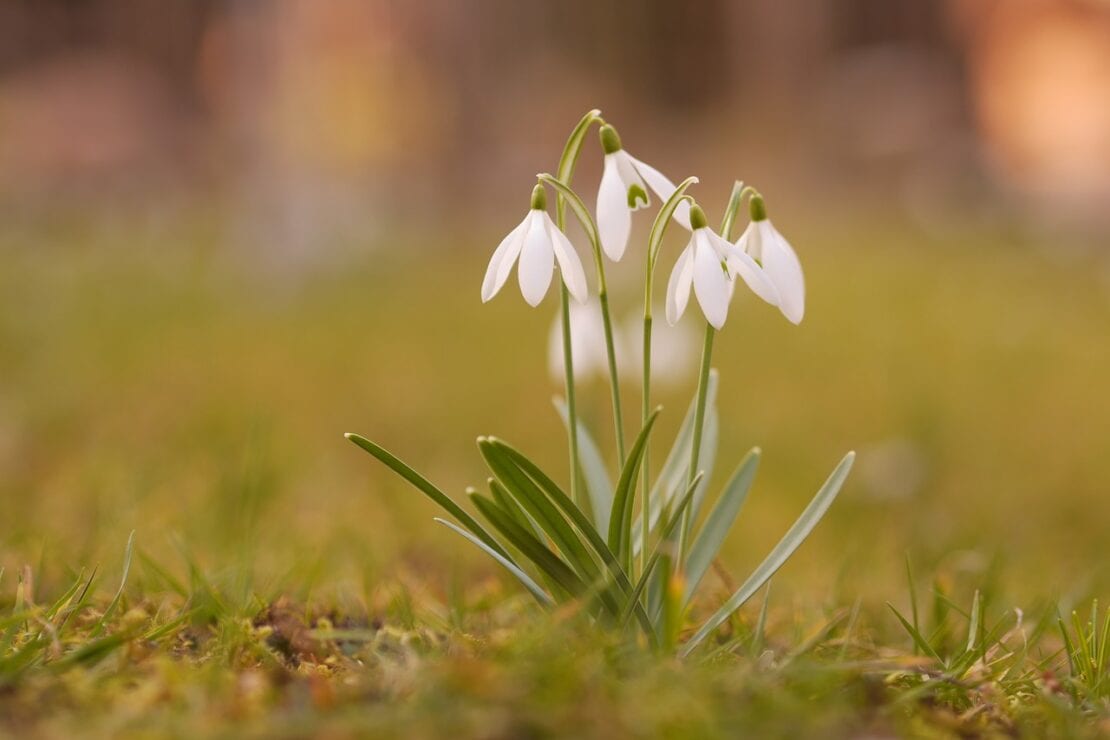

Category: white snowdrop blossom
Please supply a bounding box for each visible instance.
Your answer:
[734,195,805,324]
[482,185,588,307]
[596,124,691,262]
[666,204,780,330]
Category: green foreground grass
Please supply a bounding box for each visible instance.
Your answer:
[0,214,1108,737]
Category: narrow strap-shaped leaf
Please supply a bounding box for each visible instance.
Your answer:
[478,438,601,587]
[554,398,613,533]
[469,493,585,599]
[621,473,703,625]
[682,448,761,605]
[633,371,718,554]
[681,451,855,656]
[608,409,661,569]
[489,439,657,641]
[434,518,554,607]
[345,433,511,561]
[486,480,544,541]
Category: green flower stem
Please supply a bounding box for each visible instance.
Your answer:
[558,284,581,506]
[639,313,652,574]
[537,173,626,471]
[553,110,602,507]
[678,322,715,567]
[598,290,626,466]
[639,179,699,575]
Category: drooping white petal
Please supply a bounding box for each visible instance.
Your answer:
[758,220,805,324]
[597,154,632,261]
[614,151,650,211]
[544,213,589,304]
[692,231,733,329]
[665,242,695,326]
[518,211,554,307]
[481,215,529,302]
[627,154,691,230]
[718,233,781,308]
[734,221,760,262]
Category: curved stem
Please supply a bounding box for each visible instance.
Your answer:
[553,109,601,507]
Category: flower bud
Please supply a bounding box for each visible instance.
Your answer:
[599,124,623,155]
[688,203,708,230]
[530,183,547,210]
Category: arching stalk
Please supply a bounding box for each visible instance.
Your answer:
[552,109,602,507]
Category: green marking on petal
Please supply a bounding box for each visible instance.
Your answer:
[627,184,649,210]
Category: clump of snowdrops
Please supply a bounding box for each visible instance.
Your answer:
[347,109,854,654]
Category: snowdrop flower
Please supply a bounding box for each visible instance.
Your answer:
[596,124,691,262]
[666,204,779,330]
[734,195,805,324]
[482,184,589,307]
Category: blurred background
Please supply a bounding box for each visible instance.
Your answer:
[1,0,1108,606]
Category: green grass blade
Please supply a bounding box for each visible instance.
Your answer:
[680,451,855,656]
[554,398,613,533]
[50,632,133,672]
[905,554,920,656]
[469,494,585,600]
[434,518,554,607]
[90,530,135,638]
[608,409,661,569]
[682,448,761,606]
[345,433,511,561]
[887,602,945,663]
[967,589,982,654]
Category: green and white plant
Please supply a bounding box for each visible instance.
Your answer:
[346,109,854,655]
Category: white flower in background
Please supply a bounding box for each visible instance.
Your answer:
[621,312,697,387]
[666,204,780,330]
[547,304,697,387]
[596,124,691,262]
[734,195,805,324]
[482,185,589,307]
[547,299,612,382]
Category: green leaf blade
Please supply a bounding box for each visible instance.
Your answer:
[345,433,511,561]
[681,451,855,657]
[434,518,554,607]
[682,448,761,606]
